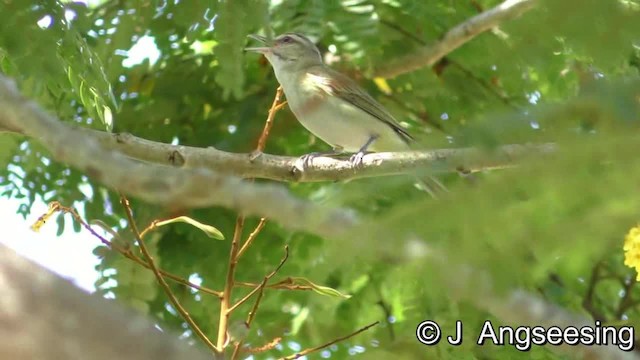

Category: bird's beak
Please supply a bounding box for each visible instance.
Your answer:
[245,34,271,53]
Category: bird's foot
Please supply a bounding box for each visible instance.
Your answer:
[299,152,323,169]
[349,151,367,168]
[292,148,345,174]
[292,152,327,173]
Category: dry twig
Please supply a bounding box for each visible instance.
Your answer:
[280,321,380,360]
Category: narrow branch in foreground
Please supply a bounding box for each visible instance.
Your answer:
[0,244,217,360]
[374,0,537,78]
[237,218,267,259]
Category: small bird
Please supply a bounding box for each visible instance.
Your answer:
[246,32,445,195]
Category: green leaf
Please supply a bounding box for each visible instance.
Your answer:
[92,245,111,258]
[94,275,110,288]
[0,134,19,168]
[289,277,351,299]
[55,213,65,236]
[155,216,225,240]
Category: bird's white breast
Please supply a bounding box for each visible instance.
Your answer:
[274,70,407,152]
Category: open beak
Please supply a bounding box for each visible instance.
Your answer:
[245,34,271,53]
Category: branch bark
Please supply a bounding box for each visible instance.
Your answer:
[374,0,538,78]
[83,128,554,182]
[96,129,556,181]
[0,244,218,360]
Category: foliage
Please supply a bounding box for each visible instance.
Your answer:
[1,0,640,359]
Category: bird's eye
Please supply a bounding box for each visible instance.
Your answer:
[280,36,293,44]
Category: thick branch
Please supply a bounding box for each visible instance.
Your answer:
[0,76,358,239]
[374,0,537,78]
[0,244,217,360]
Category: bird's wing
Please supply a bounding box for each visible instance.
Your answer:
[306,66,413,143]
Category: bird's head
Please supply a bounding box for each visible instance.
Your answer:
[245,33,323,72]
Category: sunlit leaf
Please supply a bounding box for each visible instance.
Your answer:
[289,277,351,298]
[156,216,225,240]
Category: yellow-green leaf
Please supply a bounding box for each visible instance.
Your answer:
[156,216,225,240]
[290,277,351,299]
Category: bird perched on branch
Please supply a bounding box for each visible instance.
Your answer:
[246,32,445,196]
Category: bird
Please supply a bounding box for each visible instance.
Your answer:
[245,32,446,196]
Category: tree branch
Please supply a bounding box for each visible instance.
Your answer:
[0,76,555,185]
[82,128,554,182]
[0,75,358,239]
[0,244,218,360]
[374,0,538,78]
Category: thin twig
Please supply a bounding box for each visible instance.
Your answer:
[237,218,267,259]
[119,195,219,353]
[241,337,282,354]
[217,217,245,349]
[380,13,519,109]
[228,246,289,314]
[235,281,313,291]
[615,276,638,319]
[279,321,380,360]
[256,86,284,152]
[231,247,289,360]
[374,0,537,77]
[582,260,606,321]
[139,219,160,238]
[32,202,223,298]
[375,285,396,341]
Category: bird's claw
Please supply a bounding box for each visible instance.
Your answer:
[294,152,322,171]
[349,151,366,168]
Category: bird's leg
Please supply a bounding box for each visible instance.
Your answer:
[298,146,344,169]
[349,135,378,168]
